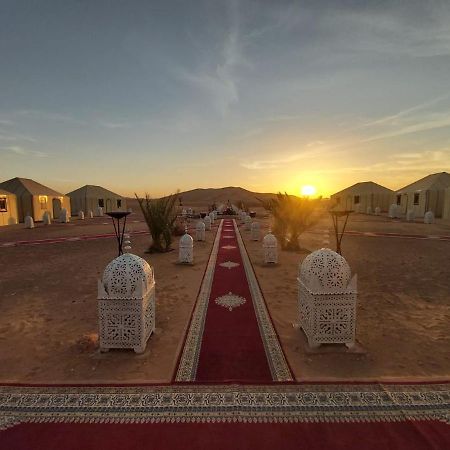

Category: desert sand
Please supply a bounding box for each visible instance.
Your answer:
[0,204,449,383]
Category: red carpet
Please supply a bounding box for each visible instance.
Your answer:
[175,219,292,382]
[0,383,448,449]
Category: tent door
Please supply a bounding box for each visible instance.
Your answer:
[106,198,112,212]
[52,198,62,219]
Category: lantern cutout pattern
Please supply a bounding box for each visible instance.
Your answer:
[263,231,278,264]
[179,229,194,264]
[204,215,211,230]
[98,253,156,354]
[424,211,435,224]
[42,211,51,225]
[251,221,260,241]
[196,220,206,241]
[298,248,357,349]
[25,215,34,229]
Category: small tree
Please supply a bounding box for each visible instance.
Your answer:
[135,191,180,253]
[269,192,320,251]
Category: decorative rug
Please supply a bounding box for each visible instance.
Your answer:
[175,219,292,383]
[0,383,448,449]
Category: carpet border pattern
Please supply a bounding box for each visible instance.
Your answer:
[0,383,448,430]
[175,220,224,381]
[233,220,293,382]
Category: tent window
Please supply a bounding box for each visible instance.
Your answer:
[39,195,48,210]
[354,195,360,204]
[413,193,420,205]
[98,199,104,208]
[396,194,401,205]
[117,199,122,208]
[0,197,7,212]
[335,197,341,204]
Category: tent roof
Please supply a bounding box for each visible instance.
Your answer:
[0,177,64,197]
[396,172,450,193]
[332,181,394,197]
[66,184,124,198]
[0,188,15,196]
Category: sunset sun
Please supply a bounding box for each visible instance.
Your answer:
[301,185,317,197]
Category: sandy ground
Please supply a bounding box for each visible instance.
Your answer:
[243,208,450,381]
[0,205,449,383]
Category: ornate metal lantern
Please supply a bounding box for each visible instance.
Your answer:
[204,215,211,230]
[263,231,278,264]
[298,248,357,348]
[244,215,252,231]
[179,231,194,263]
[25,215,34,229]
[424,211,435,224]
[195,220,206,241]
[59,208,70,223]
[98,253,156,354]
[78,210,85,220]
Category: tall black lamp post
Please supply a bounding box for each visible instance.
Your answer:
[106,211,131,256]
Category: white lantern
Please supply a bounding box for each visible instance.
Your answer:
[179,232,194,263]
[88,210,94,219]
[42,211,51,225]
[406,209,415,222]
[24,215,34,229]
[209,211,215,225]
[195,220,205,241]
[388,204,401,218]
[96,206,104,217]
[98,253,155,354]
[245,215,252,231]
[251,221,260,241]
[78,210,85,220]
[298,248,357,348]
[374,206,381,216]
[263,232,278,264]
[366,206,372,215]
[240,212,247,224]
[424,211,435,224]
[59,208,70,223]
[204,215,211,230]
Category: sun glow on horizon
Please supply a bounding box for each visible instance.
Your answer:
[300,185,317,197]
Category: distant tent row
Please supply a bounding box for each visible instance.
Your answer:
[331,171,450,218]
[0,178,126,226]
[66,185,127,215]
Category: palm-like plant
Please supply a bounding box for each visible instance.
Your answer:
[269,192,320,251]
[135,191,180,253]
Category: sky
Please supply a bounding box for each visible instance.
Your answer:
[1,0,450,198]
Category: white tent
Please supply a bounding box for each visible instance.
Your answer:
[67,185,127,215]
[395,172,450,218]
[331,181,394,213]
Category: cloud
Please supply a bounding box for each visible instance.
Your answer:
[176,0,245,115]
[1,145,48,158]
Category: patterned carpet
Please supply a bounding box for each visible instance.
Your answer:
[175,219,292,382]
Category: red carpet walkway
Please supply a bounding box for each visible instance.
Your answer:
[175,219,292,383]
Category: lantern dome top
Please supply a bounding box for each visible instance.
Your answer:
[102,253,153,299]
[300,248,353,293]
[263,232,277,247]
[180,232,194,246]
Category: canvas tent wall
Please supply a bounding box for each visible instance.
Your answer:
[0,189,19,226]
[395,172,450,218]
[67,185,127,215]
[331,181,394,213]
[0,177,70,222]
[443,187,450,221]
